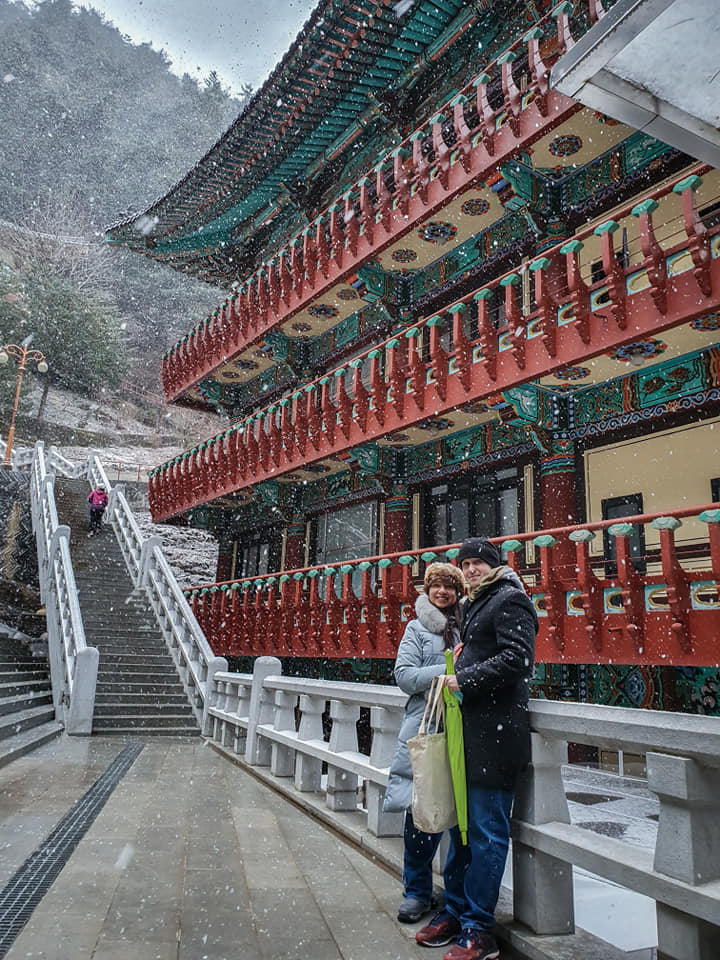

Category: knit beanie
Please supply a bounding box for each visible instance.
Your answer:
[456,537,501,569]
[423,561,466,595]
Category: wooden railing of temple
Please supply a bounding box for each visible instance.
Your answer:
[159,1,604,403]
[148,168,720,521]
[186,504,720,667]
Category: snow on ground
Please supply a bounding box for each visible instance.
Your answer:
[131,508,219,589]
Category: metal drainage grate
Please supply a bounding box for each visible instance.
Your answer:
[0,740,144,957]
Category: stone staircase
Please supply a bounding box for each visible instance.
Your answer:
[55,479,200,736]
[0,637,62,767]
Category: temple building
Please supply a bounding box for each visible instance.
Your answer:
[107,0,720,718]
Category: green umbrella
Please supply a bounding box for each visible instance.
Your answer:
[443,648,468,845]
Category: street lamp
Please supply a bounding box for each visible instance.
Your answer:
[0,335,49,466]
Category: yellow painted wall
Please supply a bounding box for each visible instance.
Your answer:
[585,416,720,553]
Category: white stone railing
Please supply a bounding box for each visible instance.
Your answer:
[89,451,226,726]
[206,658,720,960]
[27,441,98,734]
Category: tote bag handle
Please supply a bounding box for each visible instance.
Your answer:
[418,675,446,737]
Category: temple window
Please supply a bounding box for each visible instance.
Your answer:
[422,468,522,547]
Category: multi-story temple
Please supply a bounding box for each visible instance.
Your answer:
[107,0,720,716]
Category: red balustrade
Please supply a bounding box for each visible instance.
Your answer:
[159,2,600,403]
[186,505,720,667]
[148,166,720,522]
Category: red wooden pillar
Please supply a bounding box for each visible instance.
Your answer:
[215,540,234,583]
[384,493,411,591]
[540,439,576,576]
[284,521,306,571]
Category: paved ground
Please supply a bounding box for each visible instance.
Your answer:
[0,736,423,960]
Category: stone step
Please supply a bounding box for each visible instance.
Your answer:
[95,659,175,673]
[94,692,190,706]
[0,690,53,717]
[93,726,201,737]
[0,669,49,683]
[92,713,199,730]
[96,673,185,688]
[0,679,52,699]
[93,701,195,717]
[0,660,48,672]
[0,704,57,742]
[0,720,63,769]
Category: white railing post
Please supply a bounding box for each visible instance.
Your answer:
[295,695,325,792]
[246,656,281,765]
[66,646,100,735]
[200,656,228,736]
[270,690,298,776]
[327,700,359,811]
[512,733,575,935]
[648,752,720,960]
[138,535,162,589]
[366,704,404,837]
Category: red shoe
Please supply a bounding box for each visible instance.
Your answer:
[443,931,500,960]
[416,910,462,947]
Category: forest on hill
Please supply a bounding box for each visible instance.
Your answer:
[0,0,251,409]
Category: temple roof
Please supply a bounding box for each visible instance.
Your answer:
[105,0,480,278]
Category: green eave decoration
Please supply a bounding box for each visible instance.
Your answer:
[421,551,438,562]
[378,558,393,568]
[533,534,558,548]
[398,555,415,565]
[500,539,523,553]
[445,548,460,560]
[340,564,354,575]
[358,561,373,572]
[608,523,634,538]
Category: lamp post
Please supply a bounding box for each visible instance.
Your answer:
[0,335,48,466]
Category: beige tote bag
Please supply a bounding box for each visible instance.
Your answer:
[407,675,458,834]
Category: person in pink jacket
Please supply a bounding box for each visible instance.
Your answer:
[87,485,108,536]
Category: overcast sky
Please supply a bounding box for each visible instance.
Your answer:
[74,0,318,95]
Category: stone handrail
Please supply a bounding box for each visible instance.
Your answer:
[28,441,98,734]
[205,657,720,957]
[89,451,227,726]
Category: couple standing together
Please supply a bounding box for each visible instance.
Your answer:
[384,537,538,960]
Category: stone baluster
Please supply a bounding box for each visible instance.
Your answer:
[270,689,297,777]
[513,734,575,934]
[647,751,720,960]
[294,694,325,792]
[326,700,360,811]
[246,656,282,766]
[673,174,712,297]
[367,704,405,837]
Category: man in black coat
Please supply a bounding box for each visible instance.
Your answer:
[416,537,538,960]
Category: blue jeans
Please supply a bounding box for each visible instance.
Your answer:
[443,785,514,932]
[403,809,442,902]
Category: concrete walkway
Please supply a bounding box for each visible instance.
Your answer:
[0,736,424,960]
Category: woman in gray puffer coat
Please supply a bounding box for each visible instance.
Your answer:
[384,562,466,924]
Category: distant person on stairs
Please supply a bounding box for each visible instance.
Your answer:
[87,485,108,537]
